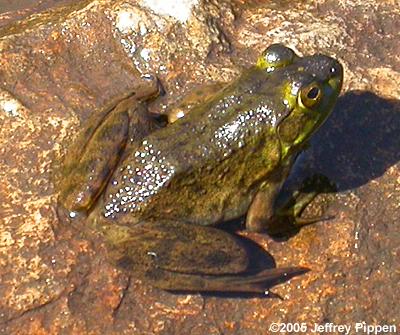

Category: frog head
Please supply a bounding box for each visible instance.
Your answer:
[258,44,343,159]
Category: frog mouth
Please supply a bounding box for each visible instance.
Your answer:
[328,76,343,96]
[326,58,344,95]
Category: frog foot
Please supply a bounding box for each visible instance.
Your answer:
[139,266,309,293]
[278,174,336,229]
[103,220,308,293]
[247,174,336,236]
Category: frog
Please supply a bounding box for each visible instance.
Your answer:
[57,44,343,293]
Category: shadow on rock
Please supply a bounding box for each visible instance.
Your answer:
[286,90,400,192]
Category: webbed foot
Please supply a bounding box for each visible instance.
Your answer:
[103,220,308,293]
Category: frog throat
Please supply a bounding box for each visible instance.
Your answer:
[277,105,323,161]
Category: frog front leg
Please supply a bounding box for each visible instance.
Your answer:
[274,174,337,228]
[102,220,308,293]
[246,159,292,233]
[58,76,161,218]
[246,171,335,235]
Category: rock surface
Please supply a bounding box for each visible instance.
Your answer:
[0,0,399,334]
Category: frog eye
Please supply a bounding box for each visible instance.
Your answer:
[300,84,322,108]
[257,44,297,72]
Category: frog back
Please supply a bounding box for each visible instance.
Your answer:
[101,68,289,225]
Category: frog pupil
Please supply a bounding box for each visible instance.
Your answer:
[307,87,319,99]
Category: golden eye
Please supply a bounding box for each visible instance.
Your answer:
[300,84,322,108]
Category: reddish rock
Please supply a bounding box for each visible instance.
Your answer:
[0,0,399,334]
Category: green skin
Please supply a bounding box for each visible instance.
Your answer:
[58,44,343,293]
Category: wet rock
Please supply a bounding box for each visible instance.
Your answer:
[0,0,399,334]
[0,0,81,29]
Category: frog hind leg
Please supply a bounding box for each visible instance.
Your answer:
[58,99,160,219]
[62,75,161,173]
[141,265,308,294]
[104,220,308,293]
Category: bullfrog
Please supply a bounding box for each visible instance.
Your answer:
[58,44,343,293]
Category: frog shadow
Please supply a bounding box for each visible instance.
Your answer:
[286,90,400,193]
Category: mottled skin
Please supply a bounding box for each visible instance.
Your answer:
[58,45,343,293]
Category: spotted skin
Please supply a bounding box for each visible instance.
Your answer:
[58,45,343,293]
